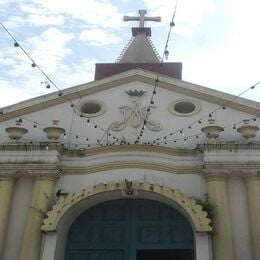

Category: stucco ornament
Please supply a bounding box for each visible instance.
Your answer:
[111,99,162,131]
[42,181,212,232]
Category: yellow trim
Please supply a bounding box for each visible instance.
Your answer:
[42,181,212,233]
[19,177,55,260]
[0,177,16,259]
[245,175,260,260]
[206,175,235,260]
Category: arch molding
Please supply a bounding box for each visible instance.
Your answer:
[42,181,212,232]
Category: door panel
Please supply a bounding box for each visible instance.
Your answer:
[66,199,194,260]
[67,250,124,260]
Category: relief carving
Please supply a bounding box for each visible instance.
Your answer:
[111,91,162,131]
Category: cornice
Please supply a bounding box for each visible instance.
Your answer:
[198,142,260,152]
[63,144,199,157]
[61,161,201,175]
[202,163,260,171]
[200,163,260,180]
[0,163,62,178]
[0,142,64,152]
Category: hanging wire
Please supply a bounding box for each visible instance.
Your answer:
[0,21,122,146]
[1,14,260,148]
[150,80,260,143]
[135,0,180,144]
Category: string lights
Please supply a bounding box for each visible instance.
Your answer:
[1,12,260,149]
[150,80,260,144]
[0,21,122,148]
[134,0,179,143]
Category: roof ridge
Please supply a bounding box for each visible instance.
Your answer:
[146,37,161,61]
[115,37,134,63]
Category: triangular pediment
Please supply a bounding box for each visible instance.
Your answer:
[1,68,260,121]
[1,68,260,149]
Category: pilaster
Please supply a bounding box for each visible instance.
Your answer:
[245,173,260,260]
[18,175,57,260]
[0,176,16,259]
[205,173,235,260]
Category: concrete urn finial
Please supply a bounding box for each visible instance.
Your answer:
[5,126,28,141]
[201,119,224,142]
[43,120,65,141]
[237,119,259,139]
[5,119,28,141]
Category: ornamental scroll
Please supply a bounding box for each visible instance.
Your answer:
[111,90,162,132]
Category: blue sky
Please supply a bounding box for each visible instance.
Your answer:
[1,0,260,107]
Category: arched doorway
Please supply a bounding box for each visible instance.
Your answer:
[65,199,194,260]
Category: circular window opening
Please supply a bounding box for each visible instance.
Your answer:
[174,101,196,114]
[81,102,101,114]
[168,99,200,117]
[78,100,106,118]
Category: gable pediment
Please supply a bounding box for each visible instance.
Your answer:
[1,68,260,149]
[1,68,260,122]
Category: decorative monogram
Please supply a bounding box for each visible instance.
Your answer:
[111,99,162,131]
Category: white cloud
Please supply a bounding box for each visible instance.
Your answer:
[181,0,260,100]
[143,0,215,36]
[61,58,98,86]
[0,26,77,106]
[79,29,120,46]
[32,0,123,29]
[0,80,38,107]
[3,16,26,29]
[26,14,65,26]
[23,27,74,73]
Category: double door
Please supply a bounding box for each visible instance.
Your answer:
[65,199,194,260]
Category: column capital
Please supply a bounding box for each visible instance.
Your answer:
[202,170,230,181]
[0,165,61,179]
[243,171,260,181]
[33,175,58,182]
[0,175,17,181]
[205,173,228,182]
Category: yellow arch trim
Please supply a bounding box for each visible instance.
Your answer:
[42,181,212,232]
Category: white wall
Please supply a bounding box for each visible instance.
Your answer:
[55,169,206,198]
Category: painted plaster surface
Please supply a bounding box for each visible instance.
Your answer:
[228,177,252,260]
[2,178,33,260]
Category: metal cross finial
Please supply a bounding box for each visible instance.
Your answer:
[123,9,161,28]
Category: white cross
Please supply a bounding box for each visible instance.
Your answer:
[123,9,161,28]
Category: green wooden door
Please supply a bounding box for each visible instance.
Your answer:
[65,199,194,260]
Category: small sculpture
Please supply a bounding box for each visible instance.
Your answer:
[121,179,138,196]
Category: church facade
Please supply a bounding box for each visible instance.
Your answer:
[0,10,260,260]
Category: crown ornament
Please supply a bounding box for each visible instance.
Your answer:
[125,89,147,97]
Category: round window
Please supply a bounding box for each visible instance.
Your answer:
[168,99,200,116]
[78,100,106,118]
[174,101,196,114]
[81,102,101,114]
